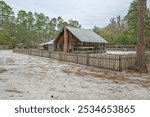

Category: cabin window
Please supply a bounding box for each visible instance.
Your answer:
[69,43,73,49]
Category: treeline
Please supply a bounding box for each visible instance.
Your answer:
[93,0,150,48]
[0,0,81,48]
[1,0,150,48]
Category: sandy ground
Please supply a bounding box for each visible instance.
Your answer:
[106,51,136,55]
[0,50,150,100]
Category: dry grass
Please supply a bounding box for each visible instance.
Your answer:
[62,66,150,88]
[0,68,8,73]
[5,89,23,94]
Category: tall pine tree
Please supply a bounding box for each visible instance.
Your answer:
[136,0,147,73]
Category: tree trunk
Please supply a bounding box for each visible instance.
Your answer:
[136,0,147,73]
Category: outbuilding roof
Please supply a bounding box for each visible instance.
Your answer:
[39,39,54,46]
[39,43,45,46]
[44,39,54,45]
[66,27,108,43]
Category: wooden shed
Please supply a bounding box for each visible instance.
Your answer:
[44,39,55,51]
[55,26,108,53]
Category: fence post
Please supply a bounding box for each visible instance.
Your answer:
[59,52,61,61]
[119,55,122,71]
[29,49,31,55]
[49,51,51,58]
[87,54,89,66]
[41,50,43,57]
[76,54,78,64]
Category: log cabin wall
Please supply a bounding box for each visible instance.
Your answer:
[56,29,79,52]
[68,30,79,50]
[56,31,64,51]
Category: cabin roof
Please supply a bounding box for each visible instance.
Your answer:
[66,26,108,43]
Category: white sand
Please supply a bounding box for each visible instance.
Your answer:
[0,50,150,100]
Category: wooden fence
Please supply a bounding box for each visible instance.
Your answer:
[0,45,9,50]
[13,49,150,71]
[106,45,136,51]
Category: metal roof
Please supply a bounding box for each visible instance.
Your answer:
[39,39,54,46]
[39,43,45,46]
[44,39,54,45]
[66,27,108,43]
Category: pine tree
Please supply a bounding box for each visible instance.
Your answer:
[136,0,147,73]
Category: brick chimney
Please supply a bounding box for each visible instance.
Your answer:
[63,26,68,53]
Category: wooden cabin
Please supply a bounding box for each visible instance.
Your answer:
[55,26,108,53]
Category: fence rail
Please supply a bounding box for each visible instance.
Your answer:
[13,49,150,71]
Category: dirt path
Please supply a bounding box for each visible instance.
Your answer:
[0,50,150,99]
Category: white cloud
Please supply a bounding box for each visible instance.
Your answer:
[4,0,134,28]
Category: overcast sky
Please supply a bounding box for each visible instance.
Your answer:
[4,0,150,29]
